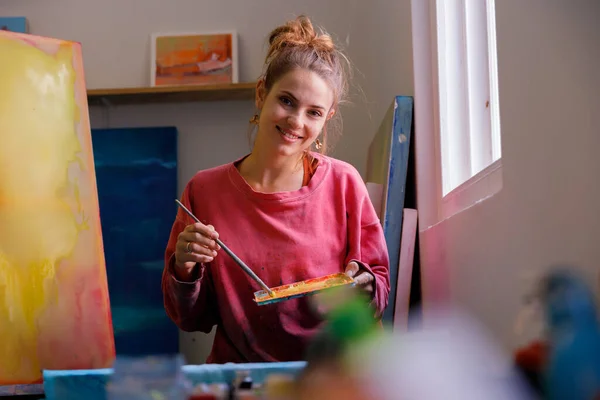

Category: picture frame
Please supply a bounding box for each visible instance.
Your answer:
[150,31,238,87]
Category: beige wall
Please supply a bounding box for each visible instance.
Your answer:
[418,0,600,350]
[3,0,415,362]
[340,0,414,173]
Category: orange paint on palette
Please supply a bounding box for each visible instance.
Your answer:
[254,272,355,306]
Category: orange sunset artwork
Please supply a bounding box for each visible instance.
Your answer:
[152,32,236,86]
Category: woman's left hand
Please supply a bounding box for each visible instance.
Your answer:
[345,261,375,296]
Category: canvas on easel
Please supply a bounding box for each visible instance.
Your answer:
[365,96,414,323]
[0,30,115,390]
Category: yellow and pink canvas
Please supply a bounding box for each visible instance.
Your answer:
[0,30,115,384]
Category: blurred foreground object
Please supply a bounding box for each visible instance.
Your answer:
[107,354,188,400]
[297,287,384,400]
[298,287,534,399]
[357,307,535,400]
[541,269,600,400]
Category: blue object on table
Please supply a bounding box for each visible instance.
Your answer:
[182,361,306,386]
[43,361,307,400]
[43,369,112,400]
[107,355,186,400]
[91,126,179,356]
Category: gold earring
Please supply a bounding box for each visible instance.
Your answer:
[314,139,323,150]
[249,114,259,125]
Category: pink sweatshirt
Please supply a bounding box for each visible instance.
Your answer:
[162,153,390,363]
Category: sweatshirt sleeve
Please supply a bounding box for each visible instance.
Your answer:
[161,184,219,334]
[344,174,391,319]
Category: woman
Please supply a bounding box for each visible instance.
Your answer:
[162,15,390,363]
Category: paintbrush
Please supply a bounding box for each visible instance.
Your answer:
[174,199,274,297]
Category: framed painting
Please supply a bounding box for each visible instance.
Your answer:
[0,30,115,391]
[150,31,238,87]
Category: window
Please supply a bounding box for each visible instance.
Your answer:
[437,0,502,197]
[411,0,502,227]
[436,0,501,196]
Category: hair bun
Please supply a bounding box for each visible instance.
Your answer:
[266,15,335,63]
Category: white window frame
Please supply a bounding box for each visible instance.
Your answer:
[412,0,503,227]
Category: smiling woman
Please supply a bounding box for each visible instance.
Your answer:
[239,67,336,193]
[256,69,334,155]
[239,15,350,193]
[161,15,391,364]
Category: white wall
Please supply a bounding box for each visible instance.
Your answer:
[2,0,415,362]
[418,0,600,350]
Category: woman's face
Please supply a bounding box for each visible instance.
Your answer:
[255,68,335,158]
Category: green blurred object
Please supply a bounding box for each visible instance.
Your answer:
[304,287,381,366]
[328,294,379,344]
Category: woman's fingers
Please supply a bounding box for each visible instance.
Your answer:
[177,239,216,258]
[180,227,219,250]
[174,223,222,268]
[344,262,375,295]
[189,223,219,240]
[175,243,214,265]
[353,271,374,286]
[183,251,214,264]
[344,261,360,278]
[205,225,221,250]
[353,271,375,294]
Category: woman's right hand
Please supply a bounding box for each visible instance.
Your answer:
[174,222,221,278]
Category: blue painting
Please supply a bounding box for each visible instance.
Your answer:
[0,17,28,33]
[91,126,179,356]
[365,96,414,323]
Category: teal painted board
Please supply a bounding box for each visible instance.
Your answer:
[43,362,307,400]
[91,126,179,356]
[365,96,414,323]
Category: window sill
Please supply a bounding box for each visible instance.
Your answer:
[439,158,503,221]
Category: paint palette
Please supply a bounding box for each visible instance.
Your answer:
[254,272,355,306]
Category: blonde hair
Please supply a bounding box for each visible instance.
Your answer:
[259,15,352,153]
